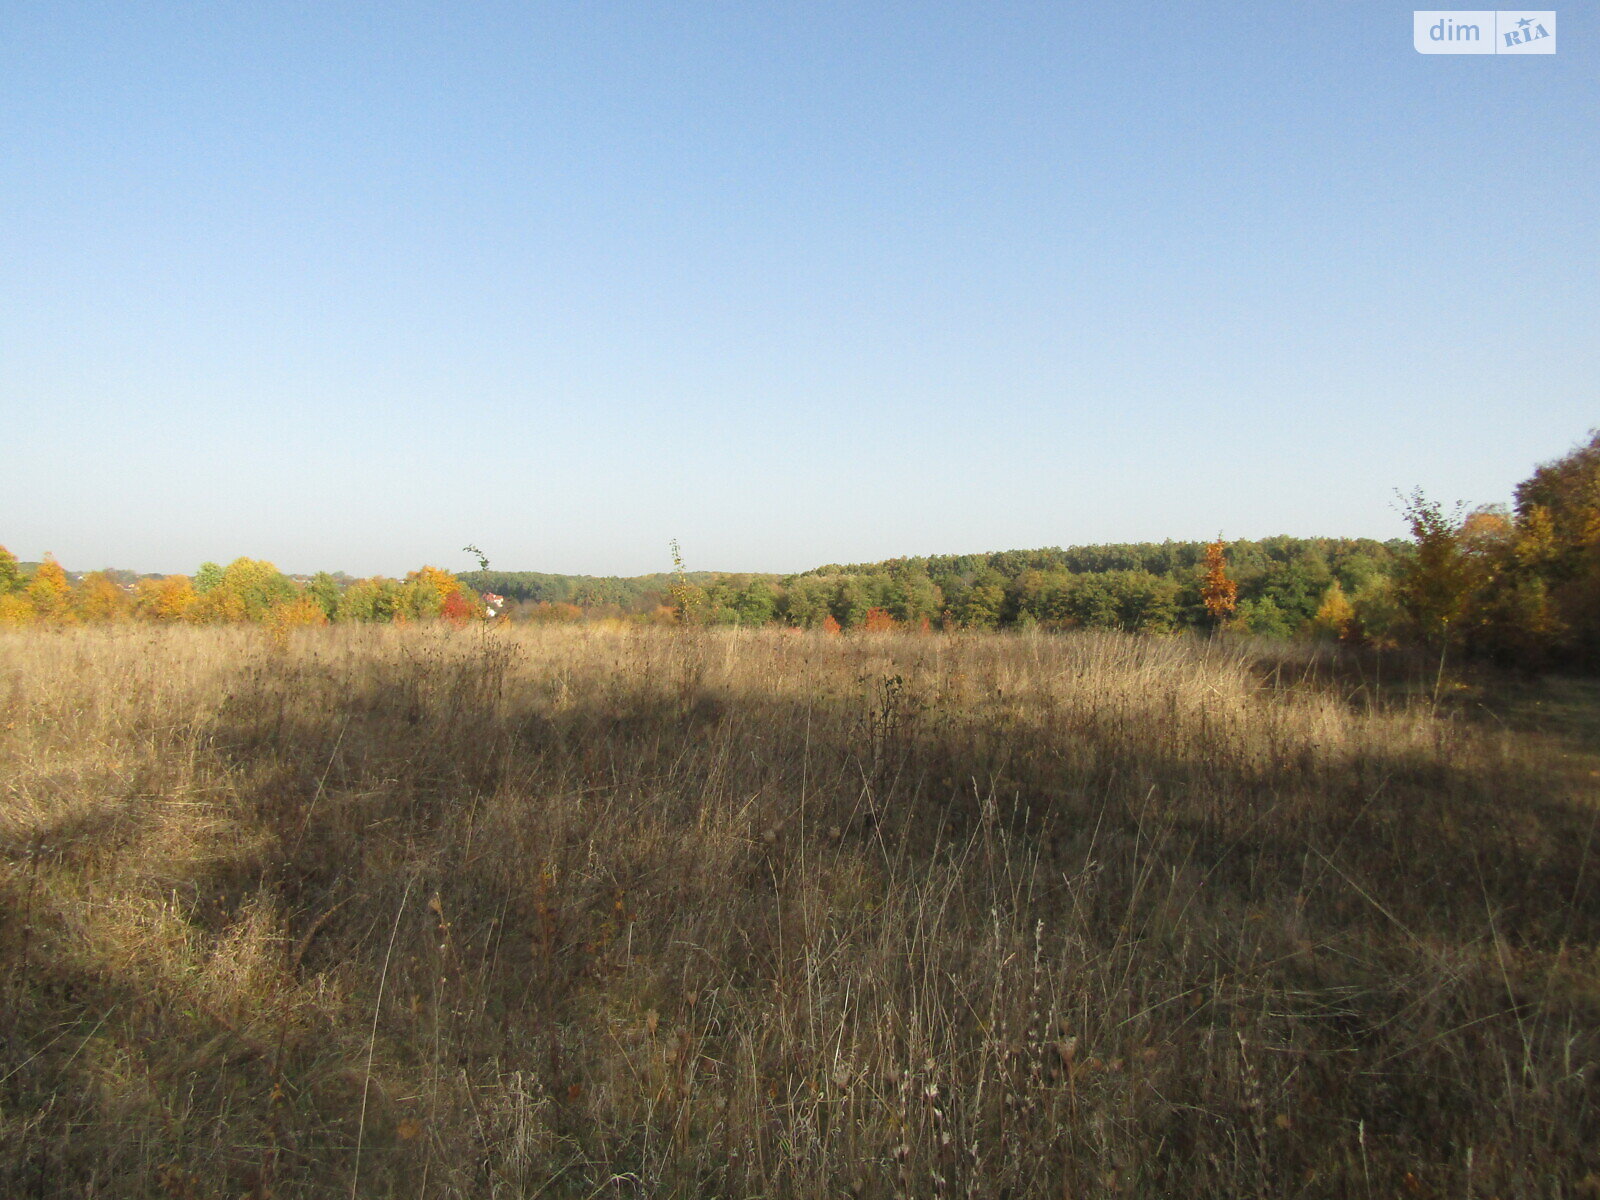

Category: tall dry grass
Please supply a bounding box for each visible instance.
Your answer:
[1,623,1596,1198]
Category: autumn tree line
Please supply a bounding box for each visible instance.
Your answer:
[3,431,1596,665]
[1,536,1378,639]
[0,556,484,631]
[1392,429,1600,668]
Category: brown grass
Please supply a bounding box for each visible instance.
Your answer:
[1,623,1597,1198]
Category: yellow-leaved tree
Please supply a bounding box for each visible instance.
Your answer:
[26,555,75,624]
[194,559,296,623]
[135,576,200,622]
[401,565,463,620]
[0,545,23,596]
[1311,581,1356,640]
[77,571,131,623]
[267,595,329,639]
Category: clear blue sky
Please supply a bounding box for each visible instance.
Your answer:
[3,2,1595,577]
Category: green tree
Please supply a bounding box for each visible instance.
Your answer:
[885,567,942,625]
[1238,596,1293,638]
[1334,551,1385,595]
[832,577,875,630]
[1349,576,1403,646]
[782,576,836,628]
[1114,572,1180,634]
[957,569,1006,630]
[305,572,342,620]
[1396,490,1475,645]
[0,545,23,595]
[1254,555,1332,629]
[1062,574,1120,629]
[336,578,403,623]
[732,579,779,625]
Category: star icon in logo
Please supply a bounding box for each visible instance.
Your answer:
[1517,16,1533,29]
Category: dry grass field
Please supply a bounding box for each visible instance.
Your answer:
[1,623,1597,1198]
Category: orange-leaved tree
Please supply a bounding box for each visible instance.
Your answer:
[1199,538,1238,630]
[862,607,897,633]
[440,589,478,625]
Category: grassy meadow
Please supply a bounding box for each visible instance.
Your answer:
[1,622,1597,1198]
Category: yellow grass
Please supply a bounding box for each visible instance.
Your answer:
[1,623,1596,1197]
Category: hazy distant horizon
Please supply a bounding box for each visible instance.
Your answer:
[12,528,1423,584]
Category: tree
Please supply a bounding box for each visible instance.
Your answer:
[1395,490,1475,645]
[1063,574,1121,630]
[399,565,463,621]
[408,565,462,597]
[1514,430,1600,562]
[440,590,478,625]
[732,579,779,625]
[1252,551,1333,630]
[666,541,705,625]
[305,572,342,620]
[1349,576,1403,648]
[1238,596,1293,638]
[0,592,35,626]
[26,555,75,623]
[77,571,131,622]
[957,568,1007,630]
[1011,568,1074,628]
[884,563,942,625]
[1114,572,1181,634]
[833,576,875,630]
[1507,430,1600,662]
[1199,539,1238,629]
[336,578,403,623]
[195,561,225,594]
[1311,581,1356,640]
[862,607,897,633]
[135,575,200,622]
[0,545,23,595]
[199,558,297,622]
[267,596,329,632]
[781,576,836,628]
